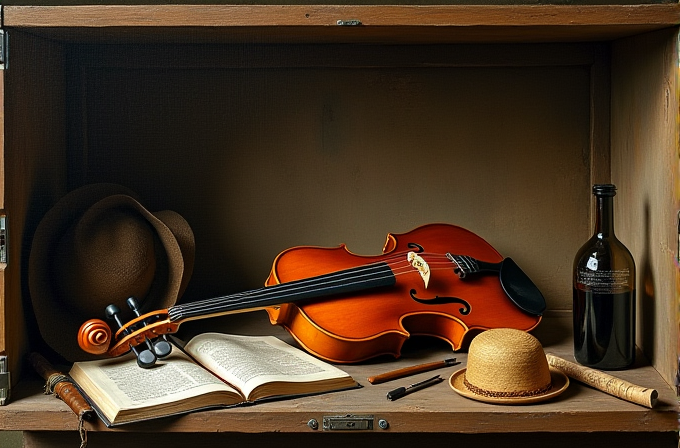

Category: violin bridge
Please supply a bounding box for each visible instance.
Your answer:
[407,251,430,289]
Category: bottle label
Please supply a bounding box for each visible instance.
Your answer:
[577,267,630,294]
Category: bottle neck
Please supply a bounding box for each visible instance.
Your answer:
[594,194,615,238]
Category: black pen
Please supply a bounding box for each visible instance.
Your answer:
[386,375,444,401]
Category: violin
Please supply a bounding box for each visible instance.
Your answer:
[78,223,546,368]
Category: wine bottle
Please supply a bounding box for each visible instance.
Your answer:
[572,184,636,370]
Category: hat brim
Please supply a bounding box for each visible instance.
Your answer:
[449,366,569,405]
[28,183,195,362]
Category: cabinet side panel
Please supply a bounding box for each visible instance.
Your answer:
[0,64,5,358]
[0,63,5,211]
[611,26,679,386]
[4,31,67,381]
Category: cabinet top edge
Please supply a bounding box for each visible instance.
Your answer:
[4,4,680,28]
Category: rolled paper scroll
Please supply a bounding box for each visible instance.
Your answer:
[546,353,658,408]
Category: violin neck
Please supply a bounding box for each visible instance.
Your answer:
[167,262,397,322]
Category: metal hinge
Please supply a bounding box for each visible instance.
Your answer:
[0,355,10,405]
[0,215,7,264]
[0,29,7,70]
[336,19,362,26]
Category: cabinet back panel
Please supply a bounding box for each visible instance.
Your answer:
[66,45,593,311]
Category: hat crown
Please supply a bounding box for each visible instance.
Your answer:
[464,328,552,397]
[55,202,157,318]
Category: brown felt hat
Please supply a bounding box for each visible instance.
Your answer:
[29,184,195,362]
[449,328,569,404]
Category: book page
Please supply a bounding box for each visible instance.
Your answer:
[70,349,242,423]
[184,333,353,400]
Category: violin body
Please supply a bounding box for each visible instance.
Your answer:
[264,223,541,363]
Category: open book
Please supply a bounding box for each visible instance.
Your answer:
[69,333,359,426]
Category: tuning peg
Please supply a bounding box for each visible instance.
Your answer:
[152,337,173,359]
[127,297,172,359]
[106,303,157,368]
[126,296,142,313]
[105,304,124,327]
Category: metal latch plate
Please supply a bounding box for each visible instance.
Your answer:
[323,414,374,431]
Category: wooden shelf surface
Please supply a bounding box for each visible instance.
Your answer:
[0,315,676,435]
[3,4,680,43]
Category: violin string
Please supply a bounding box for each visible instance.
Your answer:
[169,252,458,320]
[169,258,456,312]
[173,251,455,311]
[169,269,396,319]
[171,261,407,317]
[174,260,401,308]
[170,279,382,320]
[173,251,451,310]
[169,252,458,318]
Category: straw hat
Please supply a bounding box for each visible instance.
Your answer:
[29,183,195,362]
[449,328,569,404]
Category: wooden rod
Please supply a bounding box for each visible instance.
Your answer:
[28,353,94,419]
[368,358,459,384]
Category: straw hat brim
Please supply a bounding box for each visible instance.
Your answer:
[449,366,569,405]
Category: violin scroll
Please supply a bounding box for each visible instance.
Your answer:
[78,319,112,355]
[78,299,179,368]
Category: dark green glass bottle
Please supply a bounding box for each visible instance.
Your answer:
[572,184,636,370]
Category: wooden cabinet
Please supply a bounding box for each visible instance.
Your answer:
[0,4,678,446]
